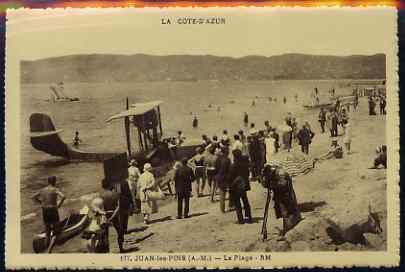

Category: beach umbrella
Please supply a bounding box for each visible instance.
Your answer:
[266,150,313,177]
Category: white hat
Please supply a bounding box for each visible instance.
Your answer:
[144,163,152,171]
[91,197,104,214]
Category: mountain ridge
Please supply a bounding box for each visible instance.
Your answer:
[21,53,386,83]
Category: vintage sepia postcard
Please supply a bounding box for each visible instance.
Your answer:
[5,7,400,269]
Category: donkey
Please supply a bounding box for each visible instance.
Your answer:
[325,205,383,246]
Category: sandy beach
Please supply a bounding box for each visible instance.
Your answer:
[46,95,387,253]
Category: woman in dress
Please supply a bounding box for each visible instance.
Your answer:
[343,121,352,154]
[137,163,158,224]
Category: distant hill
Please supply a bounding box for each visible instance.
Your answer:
[21,53,386,83]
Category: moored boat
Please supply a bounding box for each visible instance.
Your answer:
[32,206,90,253]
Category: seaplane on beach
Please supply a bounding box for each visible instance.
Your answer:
[29,99,200,166]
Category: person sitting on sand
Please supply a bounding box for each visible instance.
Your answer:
[317,137,343,162]
[32,176,66,253]
[370,145,387,169]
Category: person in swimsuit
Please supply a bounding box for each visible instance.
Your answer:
[32,176,66,252]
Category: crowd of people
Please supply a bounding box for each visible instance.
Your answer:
[368,93,386,116]
[32,87,388,254]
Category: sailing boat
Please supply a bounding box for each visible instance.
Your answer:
[48,82,80,103]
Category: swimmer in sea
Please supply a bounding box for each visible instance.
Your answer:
[73,131,82,147]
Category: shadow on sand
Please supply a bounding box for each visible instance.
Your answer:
[148,216,172,224]
[298,201,327,212]
[126,226,148,235]
[187,212,209,218]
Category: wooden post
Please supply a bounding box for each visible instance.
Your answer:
[261,188,272,241]
[157,105,163,138]
[124,97,132,158]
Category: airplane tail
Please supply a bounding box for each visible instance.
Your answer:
[30,113,69,158]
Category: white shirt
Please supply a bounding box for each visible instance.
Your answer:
[232,140,243,151]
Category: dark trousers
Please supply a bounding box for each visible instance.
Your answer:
[331,126,338,137]
[380,106,386,115]
[177,193,190,218]
[319,121,325,133]
[111,211,128,251]
[231,191,252,223]
[301,144,309,154]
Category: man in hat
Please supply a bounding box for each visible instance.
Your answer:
[137,163,158,225]
[297,122,315,155]
[174,157,195,219]
[128,159,141,213]
[33,176,66,252]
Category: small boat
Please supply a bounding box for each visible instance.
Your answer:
[49,83,80,103]
[32,206,90,253]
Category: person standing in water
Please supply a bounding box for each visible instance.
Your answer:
[192,115,198,128]
[32,176,66,253]
[73,130,81,147]
[243,112,249,127]
[283,96,287,104]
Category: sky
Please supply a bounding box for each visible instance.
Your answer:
[6,7,397,60]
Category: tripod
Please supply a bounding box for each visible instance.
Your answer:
[261,187,272,241]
